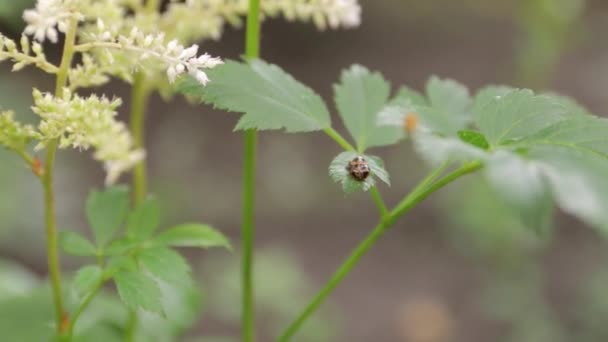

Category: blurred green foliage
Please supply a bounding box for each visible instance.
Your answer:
[201,247,340,341]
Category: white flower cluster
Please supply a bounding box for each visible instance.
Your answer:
[23,0,83,43]
[81,20,224,85]
[161,0,361,41]
[0,34,58,73]
[264,0,362,30]
[0,110,39,152]
[32,88,144,184]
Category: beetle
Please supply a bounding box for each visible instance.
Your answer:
[346,156,370,181]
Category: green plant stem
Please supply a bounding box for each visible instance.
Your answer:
[41,15,78,336]
[323,127,356,152]
[67,279,106,337]
[241,0,261,341]
[130,72,150,204]
[278,161,482,341]
[369,186,388,218]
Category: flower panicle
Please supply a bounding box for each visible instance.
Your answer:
[0,110,40,153]
[31,88,143,184]
[0,34,58,73]
[84,19,224,85]
[22,0,84,43]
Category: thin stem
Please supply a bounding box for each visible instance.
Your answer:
[68,279,106,337]
[387,161,482,226]
[124,311,137,342]
[129,72,150,203]
[241,130,256,342]
[406,160,450,200]
[278,161,482,341]
[43,15,78,336]
[369,186,388,219]
[323,127,356,152]
[242,0,261,341]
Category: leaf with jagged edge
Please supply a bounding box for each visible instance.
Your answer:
[178,59,331,133]
[334,65,402,151]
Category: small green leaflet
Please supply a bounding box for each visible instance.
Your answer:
[113,270,163,314]
[458,130,489,150]
[153,224,231,249]
[127,196,160,239]
[178,59,331,132]
[59,231,97,256]
[138,247,192,285]
[86,186,129,246]
[72,265,103,298]
[329,151,389,194]
[334,65,402,151]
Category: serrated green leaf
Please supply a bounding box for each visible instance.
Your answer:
[73,265,103,298]
[518,116,608,158]
[127,196,160,239]
[59,231,97,256]
[334,65,401,151]
[154,224,231,249]
[113,270,163,314]
[484,151,553,231]
[179,59,331,132]
[473,89,572,146]
[138,247,191,285]
[328,151,389,194]
[458,130,490,150]
[86,186,129,246]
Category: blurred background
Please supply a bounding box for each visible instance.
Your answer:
[2,0,608,341]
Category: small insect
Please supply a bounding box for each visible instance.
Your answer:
[346,156,370,181]
[403,112,418,134]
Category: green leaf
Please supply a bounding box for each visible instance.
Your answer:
[73,265,103,298]
[138,247,191,285]
[473,89,572,146]
[179,59,331,132]
[105,237,139,256]
[127,196,160,239]
[484,152,553,231]
[334,65,401,151]
[518,116,608,158]
[86,186,130,246]
[413,132,488,165]
[113,270,163,314]
[426,75,471,121]
[105,255,138,276]
[59,231,97,256]
[529,145,608,231]
[458,130,490,150]
[154,224,231,249]
[328,151,390,194]
[376,87,425,138]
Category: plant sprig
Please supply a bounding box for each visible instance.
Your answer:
[180,57,608,339]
